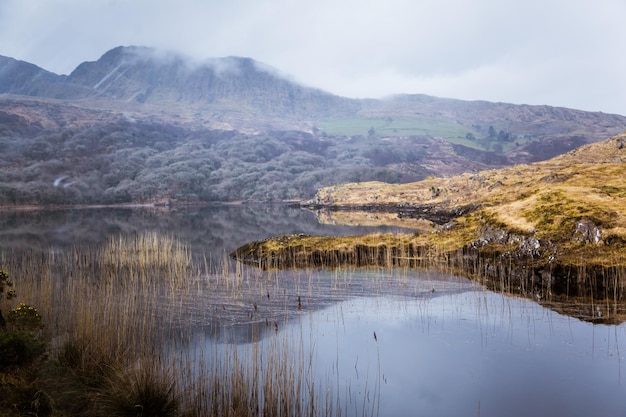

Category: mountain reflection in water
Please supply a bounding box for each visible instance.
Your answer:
[0,204,410,254]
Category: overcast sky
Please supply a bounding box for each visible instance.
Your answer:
[1,0,625,115]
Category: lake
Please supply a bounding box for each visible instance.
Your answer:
[1,204,625,416]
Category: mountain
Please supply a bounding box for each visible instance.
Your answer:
[0,46,625,205]
[2,46,358,120]
[0,55,64,95]
[2,46,624,133]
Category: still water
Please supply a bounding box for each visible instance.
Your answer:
[1,204,625,416]
[303,291,626,416]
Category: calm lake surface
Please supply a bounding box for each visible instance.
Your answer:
[1,204,625,416]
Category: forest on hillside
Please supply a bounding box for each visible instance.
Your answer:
[0,119,440,205]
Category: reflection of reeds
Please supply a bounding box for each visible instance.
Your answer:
[100,231,194,286]
[231,234,626,324]
[1,232,379,416]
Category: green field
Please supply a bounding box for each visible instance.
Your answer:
[319,116,480,143]
[317,117,532,153]
[318,117,470,137]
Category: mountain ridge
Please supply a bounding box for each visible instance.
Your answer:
[2,46,625,119]
[1,46,359,120]
[0,55,65,95]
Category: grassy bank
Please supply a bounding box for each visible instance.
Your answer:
[231,227,626,325]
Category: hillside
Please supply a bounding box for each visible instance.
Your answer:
[307,132,626,245]
[234,133,626,322]
[306,132,626,249]
[270,131,626,243]
[1,46,626,205]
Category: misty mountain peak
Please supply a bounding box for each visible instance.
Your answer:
[59,45,349,116]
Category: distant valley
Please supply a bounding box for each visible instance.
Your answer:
[1,45,625,205]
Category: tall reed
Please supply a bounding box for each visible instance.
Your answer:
[1,231,379,416]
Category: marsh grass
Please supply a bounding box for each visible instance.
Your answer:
[179,331,324,417]
[91,362,180,417]
[6,225,622,416]
[1,231,384,416]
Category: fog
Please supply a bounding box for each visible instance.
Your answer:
[0,0,625,114]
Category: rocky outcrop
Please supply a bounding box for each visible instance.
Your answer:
[573,219,602,244]
[0,55,65,96]
[303,201,479,225]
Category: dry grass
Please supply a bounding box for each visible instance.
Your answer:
[1,232,379,417]
[316,209,437,232]
[304,132,626,254]
[487,198,536,232]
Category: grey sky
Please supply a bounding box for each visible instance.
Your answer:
[1,0,625,115]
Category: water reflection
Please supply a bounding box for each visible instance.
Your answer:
[2,205,626,416]
[162,266,477,344]
[0,204,408,256]
[167,262,626,415]
[216,287,626,417]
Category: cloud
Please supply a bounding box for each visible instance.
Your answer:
[0,0,625,114]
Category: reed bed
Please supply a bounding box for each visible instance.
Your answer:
[0,231,382,416]
[7,227,622,415]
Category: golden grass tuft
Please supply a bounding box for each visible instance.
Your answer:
[100,231,194,285]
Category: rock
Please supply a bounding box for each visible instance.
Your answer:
[573,219,602,244]
[518,236,541,256]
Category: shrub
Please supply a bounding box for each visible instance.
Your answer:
[7,303,43,330]
[0,385,55,417]
[0,273,46,369]
[0,330,46,368]
[93,366,180,417]
[0,269,16,329]
[0,269,16,299]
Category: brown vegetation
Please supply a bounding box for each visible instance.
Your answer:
[304,132,626,247]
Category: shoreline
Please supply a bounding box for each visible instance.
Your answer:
[0,199,305,212]
[230,231,626,324]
